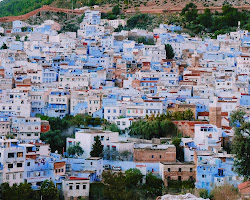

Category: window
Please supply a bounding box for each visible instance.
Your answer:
[168,168,171,172]
[151,155,154,158]
[202,174,206,178]
[27,162,30,166]
[159,155,162,159]
[76,185,80,190]
[20,173,23,178]
[83,185,86,189]
[179,168,182,172]
[178,176,181,181]
[17,163,22,167]
[69,185,73,190]
[8,164,13,168]
[8,153,14,158]
[6,174,9,180]
[17,152,23,157]
[190,168,193,172]
[13,174,16,179]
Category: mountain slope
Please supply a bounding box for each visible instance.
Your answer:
[0,0,54,17]
[0,0,250,18]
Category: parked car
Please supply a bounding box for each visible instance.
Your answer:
[104,164,111,170]
[112,166,122,171]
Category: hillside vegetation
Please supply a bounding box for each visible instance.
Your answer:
[0,0,54,17]
[1,0,250,18]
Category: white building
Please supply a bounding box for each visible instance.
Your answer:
[194,124,222,151]
[62,177,90,200]
[101,19,126,28]
[11,117,41,141]
[0,139,26,186]
[0,27,4,34]
[0,116,10,137]
[66,129,119,158]
[0,90,31,118]
[114,117,133,131]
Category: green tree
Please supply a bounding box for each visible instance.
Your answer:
[89,183,105,200]
[24,35,28,41]
[40,180,59,200]
[119,150,132,161]
[181,3,198,23]
[198,8,212,28]
[221,5,242,27]
[126,14,154,30]
[173,111,184,120]
[71,114,85,127]
[125,168,143,188]
[1,43,8,49]
[0,183,14,200]
[199,189,209,199]
[141,172,163,198]
[172,137,184,161]
[67,142,84,156]
[15,35,20,41]
[36,116,69,131]
[114,24,124,32]
[129,116,177,139]
[230,109,250,178]
[164,44,175,59]
[102,171,133,200]
[40,130,66,153]
[160,119,177,137]
[90,136,103,157]
[112,5,120,16]
[17,182,36,200]
[230,109,246,126]
[184,109,194,121]
[0,182,39,200]
[106,123,121,133]
[93,117,102,126]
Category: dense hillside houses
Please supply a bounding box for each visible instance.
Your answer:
[0,8,249,200]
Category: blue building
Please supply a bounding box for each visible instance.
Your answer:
[196,151,243,193]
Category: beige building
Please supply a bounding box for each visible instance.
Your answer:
[173,121,209,138]
[209,97,222,128]
[168,103,196,115]
[133,144,176,163]
[159,162,196,186]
